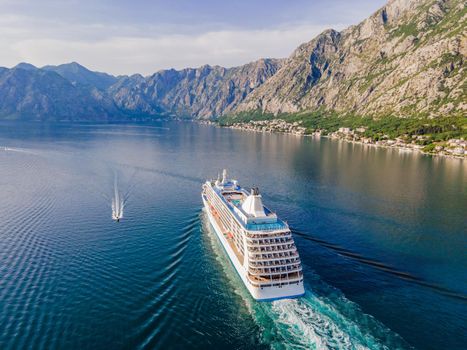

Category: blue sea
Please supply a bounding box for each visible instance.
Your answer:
[0,121,465,349]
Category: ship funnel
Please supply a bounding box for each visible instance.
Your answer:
[242,187,266,217]
[222,169,227,184]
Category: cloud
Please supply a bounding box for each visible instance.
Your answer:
[0,0,389,75]
[0,12,344,75]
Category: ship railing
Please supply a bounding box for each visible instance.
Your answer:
[248,265,302,276]
[248,278,304,288]
[247,272,303,284]
[251,259,300,266]
[246,237,293,246]
[248,252,299,259]
[248,255,300,263]
[248,269,303,278]
[248,247,297,255]
[249,270,302,278]
[248,258,301,268]
[246,231,291,239]
[250,263,301,270]
[248,250,299,260]
[248,266,301,274]
[248,244,296,252]
[249,263,301,271]
[213,186,292,235]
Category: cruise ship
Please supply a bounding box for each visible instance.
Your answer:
[202,170,304,301]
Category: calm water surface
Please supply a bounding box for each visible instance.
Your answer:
[0,121,465,349]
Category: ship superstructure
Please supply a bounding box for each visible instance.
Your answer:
[202,169,304,301]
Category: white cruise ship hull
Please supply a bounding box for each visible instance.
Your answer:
[203,195,305,301]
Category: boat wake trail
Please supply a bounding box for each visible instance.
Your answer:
[121,169,139,205]
[112,173,124,221]
[292,229,467,302]
[201,212,409,350]
[255,289,406,350]
[268,298,355,349]
[1,146,31,153]
[1,146,41,157]
[248,283,410,350]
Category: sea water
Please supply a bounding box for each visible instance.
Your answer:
[0,121,465,349]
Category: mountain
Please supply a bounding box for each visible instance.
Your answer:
[42,62,118,91]
[0,58,282,120]
[109,58,284,118]
[236,0,466,118]
[0,0,464,121]
[107,74,164,117]
[14,62,39,71]
[0,65,120,120]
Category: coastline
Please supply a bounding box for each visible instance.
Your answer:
[209,120,466,160]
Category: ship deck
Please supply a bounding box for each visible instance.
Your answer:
[218,188,288,232]
[209,205,244,265]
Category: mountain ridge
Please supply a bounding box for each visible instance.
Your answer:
[0,0,464,121]
[0,58,284,120]
[235,0,466,118]
[42,62,118,91]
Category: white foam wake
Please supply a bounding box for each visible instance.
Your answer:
[1,146,38,155]
[200,210,406,350]
[253,285,407,350]
[268,298,366,349]
[112,173,124,221]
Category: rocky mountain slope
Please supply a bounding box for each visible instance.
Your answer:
[236,0,466,118]
[0,0,464,121]
[42,62,118,91]
[109,58,284,118]
[0,59,282,120]
[0,64,120,120]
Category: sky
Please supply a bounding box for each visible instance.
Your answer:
[0,0,386,75]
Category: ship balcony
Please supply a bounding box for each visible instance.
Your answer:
[248,265,302,276]
[246,231,291,239]
[246,237,293,246]
[247,244,296,253]
[247,271,303,284]
[248,257,301,269]
[248,250,299,261]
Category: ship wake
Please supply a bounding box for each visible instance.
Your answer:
[254,282,409,350]
[201,211,409,350]
[112,173,125,221]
